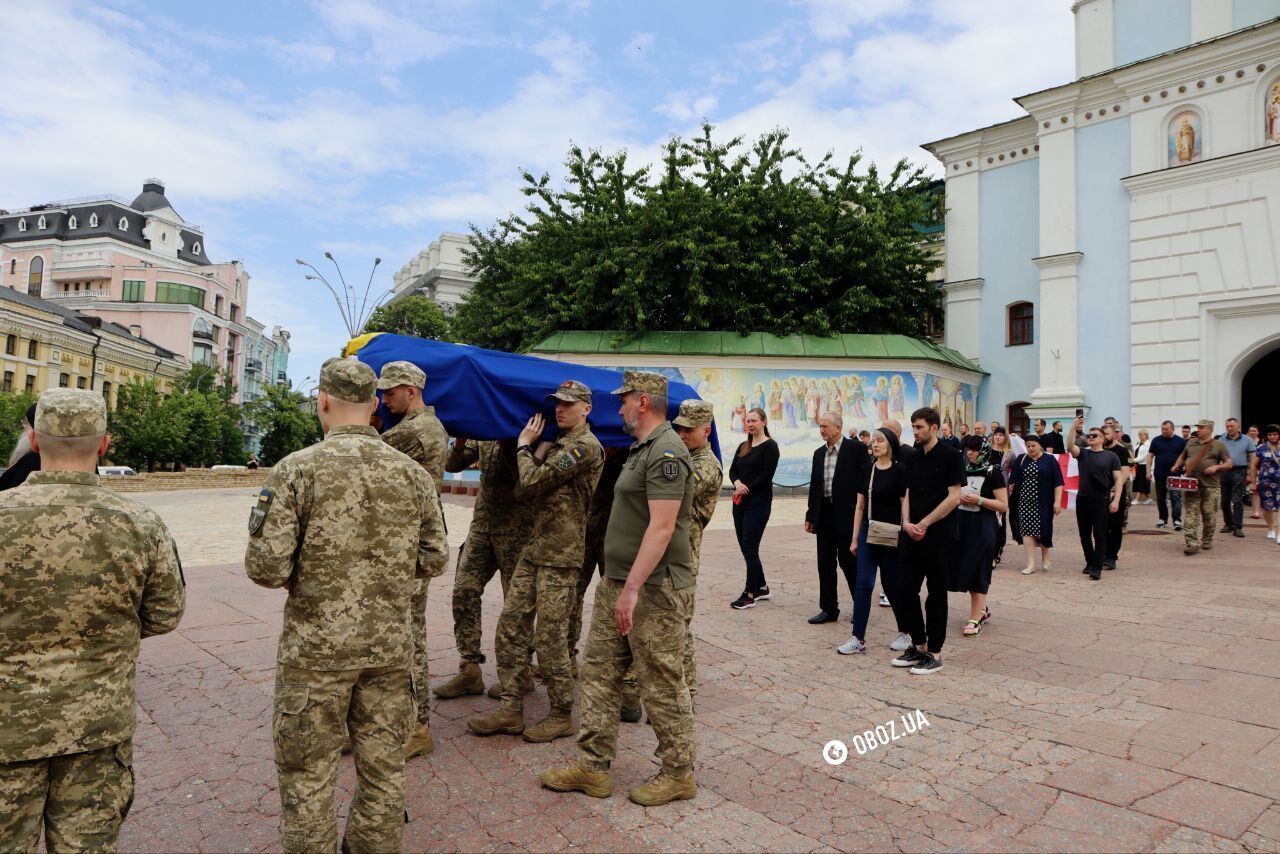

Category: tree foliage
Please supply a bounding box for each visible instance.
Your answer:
[0,391,38,463]
[365,295,452,340]
[108,371,247,471]
[246,384,321,466]
[453,124,943,352]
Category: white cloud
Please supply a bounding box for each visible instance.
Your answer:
[793,0,914,40]
[654,91,719,123]
[310,0,467,69]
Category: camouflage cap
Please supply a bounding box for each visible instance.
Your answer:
[319,357,377,403]
[611,369,667,397]
[672,399,713,428]
[546,379,592,403]
[35,388,107,438]
[376,360,426,391]
[1196,418,1214,429]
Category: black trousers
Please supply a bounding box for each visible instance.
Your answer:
[1076,495,1110,570]
[815,500,855,616]
[1222,468,1248,529]
[1154,475,1181,523]
[893,540,949,654]
[1105,502,1124,563]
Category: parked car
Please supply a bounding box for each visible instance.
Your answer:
[97,466,138,477]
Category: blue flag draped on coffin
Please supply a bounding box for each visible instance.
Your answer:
[344,332,720,458]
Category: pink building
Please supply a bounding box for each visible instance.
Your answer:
[0,181,253,400]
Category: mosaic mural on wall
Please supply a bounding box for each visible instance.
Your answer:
[628,365,979,486]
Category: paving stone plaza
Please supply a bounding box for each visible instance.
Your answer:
[120,488,1280,852]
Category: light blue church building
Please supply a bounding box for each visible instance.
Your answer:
[924,0,1280,435]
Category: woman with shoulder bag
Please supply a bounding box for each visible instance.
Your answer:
[950,435,1009,638]
[841,428,909,655]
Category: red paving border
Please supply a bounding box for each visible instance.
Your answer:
[122,500,1280,852]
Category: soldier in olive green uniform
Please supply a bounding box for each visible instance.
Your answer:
[672,399,722,696]
[433,438,534,699]
[1173,418,1233,555]
[0,389,186,851]
[468,380,604,743]
[376,360,449,759]
[246,358,447,854]
[540,371,698,807]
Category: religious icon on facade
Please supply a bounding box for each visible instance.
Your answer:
[1168,111,1202,166]
[1267,82,1280,144]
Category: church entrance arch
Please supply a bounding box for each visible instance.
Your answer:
[1241,345,1280,431]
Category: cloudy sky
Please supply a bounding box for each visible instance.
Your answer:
[0,0,1075,380]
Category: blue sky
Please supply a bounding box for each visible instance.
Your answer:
[1,0,1074,380]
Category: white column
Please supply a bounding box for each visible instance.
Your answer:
[1028,252,1086,413]
[1073,0,1115,78]
[942,279,983,363]
[1191,0,1233,42]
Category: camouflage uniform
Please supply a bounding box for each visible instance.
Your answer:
[446,439,532,664]
[1180,428,1231,551]
[377,361,449,725]
[673,400,723,696]
[576,372,698,779]
[569,448,628,661]
[246,357,447,854]
[0,389,185,852]
[494,388,604,715]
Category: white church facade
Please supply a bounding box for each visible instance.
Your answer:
[924,0,1280,434]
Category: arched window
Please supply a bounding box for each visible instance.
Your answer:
[68,215,78,230]
[17,219,26,232]
[27,256,43,298]
[193,242,202,256]
[1007,301,1033,346]
[1168,110,1202,166]
[1007,401,1031,438]
[36,216,46,230]
[89,213,98,227]
[8,260,14,275]
[118,217,129,231]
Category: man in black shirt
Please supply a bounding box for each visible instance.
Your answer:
[1148,421,1186,529]
[1034,418,1065,454]
[889,407,963,675]
[1067,417,1124,580]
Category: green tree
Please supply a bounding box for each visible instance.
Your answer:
[108,376,247,470]
[364,295,452,340]
[247,384,321,465]
[0,391,38,463]
[453,124,943,352]
[109,380,181,471]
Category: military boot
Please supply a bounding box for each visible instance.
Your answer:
[340,731,353,755]
[403,722,434,759]
[628,771,697,807]
[467,708,524,736]
[620,705,642,723]
[434,661,486,699]
[522,711,574,743]
[539,764,612,798]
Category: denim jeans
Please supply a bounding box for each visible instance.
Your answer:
[852,523,901,641]
[733,494,772,594]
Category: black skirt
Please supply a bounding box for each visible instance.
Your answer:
[1133,463,1150,493]
[949,509,995,594]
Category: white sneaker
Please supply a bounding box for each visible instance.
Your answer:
[889,632,912,652]
[878,593,890,607]
[1268,531,1276,541]
[837,637,867,655]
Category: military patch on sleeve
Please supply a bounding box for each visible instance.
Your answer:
[556,452,577,470]
[248,487,274,535]
[661,460,680,480]
[693,469,704,482]
[570,446,586,461]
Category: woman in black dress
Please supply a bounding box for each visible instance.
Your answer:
[951,435,1008,638]
[728,407,779,609]
[1008,434,1064,574]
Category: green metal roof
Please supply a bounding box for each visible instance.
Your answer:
[532,331,985,374]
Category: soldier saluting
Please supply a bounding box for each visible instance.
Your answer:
[0,389,185,850]
[245,357,447,853]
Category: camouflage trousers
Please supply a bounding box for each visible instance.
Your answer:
[567,533,605,661]
[273,663,414,854]
[616,558,702,710]
[411,577,431,723]
[451,529,523,664]
[495,558,578,713]
[577,577,696,777]
[0,740,133,853]
[1183,485,1221,549]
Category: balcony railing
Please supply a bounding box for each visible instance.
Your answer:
[276,370,287,381]
[246,358,263,372]
[48,290,111,300]
[193,328,214,341]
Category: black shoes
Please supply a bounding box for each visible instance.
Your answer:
[1102,560,1116,570]
[808,611,839,624]
[730,593,755,610]
[1089,568,1102,580]
[891,647,927,668]
[1233,529,1246,538]
[1220,524,1234,533]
